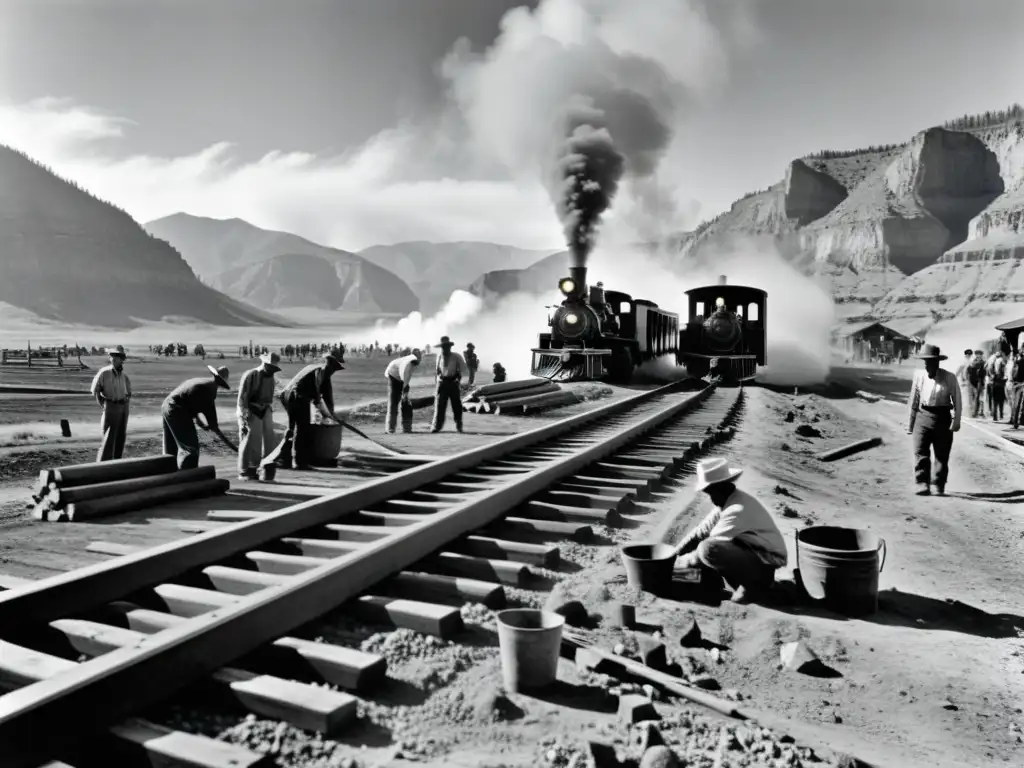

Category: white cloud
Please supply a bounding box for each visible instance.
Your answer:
[0,0,759,253]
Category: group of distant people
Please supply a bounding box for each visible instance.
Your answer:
[88,339,509,479]
[955,345,1024,427]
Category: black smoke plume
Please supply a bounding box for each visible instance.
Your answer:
[554,104,626,268]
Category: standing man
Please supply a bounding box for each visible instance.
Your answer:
[986,348,1008,421]
[236,352,282,480]
[273,347,345,470]
[906,344,961,496]
[965,349,987,418]
[464,343,480,387]
[431,336,465,433]
[673,458,788,604]
[90,345,132,462]
[384,349,421,434]
[1009,350,1024,429]
[162,365,231,470]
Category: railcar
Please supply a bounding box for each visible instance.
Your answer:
[530,265,680,383]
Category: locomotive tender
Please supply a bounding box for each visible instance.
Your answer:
[530,268,767,385]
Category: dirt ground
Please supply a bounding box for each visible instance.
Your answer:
[1,365,1022,767]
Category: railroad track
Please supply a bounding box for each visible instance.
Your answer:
[0,379,745,768]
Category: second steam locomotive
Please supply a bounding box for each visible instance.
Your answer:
[530,265,767,385]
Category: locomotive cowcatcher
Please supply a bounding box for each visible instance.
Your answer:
[530,265,680,383]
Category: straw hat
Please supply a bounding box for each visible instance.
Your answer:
[322,349,346,368]
[105,345,127,358]
[694,458,743,491]
[207,365,230,389]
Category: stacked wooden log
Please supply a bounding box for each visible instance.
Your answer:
[463,378,580,416]
[30,455,230,523]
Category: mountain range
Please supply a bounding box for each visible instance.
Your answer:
[0,145,289,329]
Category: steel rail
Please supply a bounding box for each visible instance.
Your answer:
[0,380,693,629]
[0,381,716,766]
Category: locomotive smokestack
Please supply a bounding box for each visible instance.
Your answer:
[717,275,728,286]
[569,265,587,296]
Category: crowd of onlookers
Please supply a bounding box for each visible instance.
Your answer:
[955,342,1024,428]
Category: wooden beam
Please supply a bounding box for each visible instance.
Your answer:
[0,640,270,768]
[67,479,231,522]
[40,455,178,492]
[51,467,217,507]
[0,382,710,766]
[46,620,358,734]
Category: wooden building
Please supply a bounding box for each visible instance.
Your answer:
[835,321,917,362]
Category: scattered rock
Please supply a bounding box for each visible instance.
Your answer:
[795,424,822,438]
[632,722,664,752]
[678,618,702,648]
[605,602,636,629]
[773,484,794,497]
[780,640,821,674]
[638,745,678,768]
[690,674,721,690]
[780,442,792,452]
[545,597,589,627]
[472,690,523,722]
[618,694,660,724]
[784,411,796,422]
[940,699,959,711]
[587,741,621,768]
[636,635,668,671]
[781,504,800,518]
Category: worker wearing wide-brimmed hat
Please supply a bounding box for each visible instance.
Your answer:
[431,335,465,433]
[672,458,788,604]
[90,345,132,462]
[271,345,346,470]
[906,344,961,496]
[236,352,282,480]
[161,365,231,470]
[384,348,422,434]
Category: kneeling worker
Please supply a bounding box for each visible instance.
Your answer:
[673,458,788,604]
[384,348,422,434]
[162,365,231,470]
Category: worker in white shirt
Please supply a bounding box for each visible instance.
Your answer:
[90,345,132,462]
[673,458,788,604]
[384,349,422,434]
[431,335,465,433]
[905,344,962,496]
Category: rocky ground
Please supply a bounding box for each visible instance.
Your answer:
[1,367,1022,767]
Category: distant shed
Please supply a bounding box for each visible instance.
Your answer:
[836,321,917,362]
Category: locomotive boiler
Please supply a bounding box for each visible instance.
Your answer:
[530,265,680,383]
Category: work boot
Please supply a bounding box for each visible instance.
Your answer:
[935,484,945,496]
[915,483,930,496]
[385,428,395,435]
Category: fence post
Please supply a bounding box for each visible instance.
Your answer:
[27,341,31,368]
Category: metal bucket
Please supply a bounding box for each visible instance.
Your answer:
[621,543,677,595]
[796,526,887,617]
[495,609,565,692]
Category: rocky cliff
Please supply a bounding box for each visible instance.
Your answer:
[467,250,567,301]
[358,241,556,315]
[674,106,1024,335]
[145,214,418,314]
[0,145,287,328]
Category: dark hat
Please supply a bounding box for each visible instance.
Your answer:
[207,365,231,389]
[259,351,281,371]
[466,342,475,349]
[105,345,127,358]
[322,348,345,368]
[915,344,947,361]
[435,335,454,348]
[963,349,972,356]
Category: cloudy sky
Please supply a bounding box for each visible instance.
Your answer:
[1,0,1021,252]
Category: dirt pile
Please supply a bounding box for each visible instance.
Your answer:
[0,146,287,328]
[144,213,418,314]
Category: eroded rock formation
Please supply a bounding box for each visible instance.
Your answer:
[784,159,848,225]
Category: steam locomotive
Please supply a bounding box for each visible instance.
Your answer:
[530,267,767,385]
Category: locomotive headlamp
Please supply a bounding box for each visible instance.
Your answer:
[559,278,576,295]
[564,313,579,325]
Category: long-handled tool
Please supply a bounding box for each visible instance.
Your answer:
[339,420,408,456]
